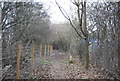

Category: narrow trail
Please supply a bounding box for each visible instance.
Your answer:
[49,51,67,79]
[47,51,110,79]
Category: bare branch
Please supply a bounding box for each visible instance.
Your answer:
[55,0,85,39]
[69,19,85,39]
[70,0,78,5]
[55,1,70,20]
[70,0,76,5]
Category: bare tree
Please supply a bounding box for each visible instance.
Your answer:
[56,0,89,69]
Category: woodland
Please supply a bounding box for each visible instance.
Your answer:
[0,0,120,80]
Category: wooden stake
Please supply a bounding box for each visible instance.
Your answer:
[16,44,21,79]
[44,45,46,57]
[49,45,51,55]
[48,45,50,55]
[40,44,42,58]
[31,44,34,68]
[70,55,72,62]
[50,45,53,53]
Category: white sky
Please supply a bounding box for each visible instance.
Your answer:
[35,0,71,24]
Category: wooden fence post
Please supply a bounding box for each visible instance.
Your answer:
[16,44,21,79]
[50,45,53,53]
[31,44,34,69]
[48,45,50,55]
[40,44,42,58]
[44,45,46,57]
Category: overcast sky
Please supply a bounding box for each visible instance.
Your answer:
[35,0,72,24]
[34,0,109,24]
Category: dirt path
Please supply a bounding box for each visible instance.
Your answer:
[49,51,67,79]
[48,51,110,79]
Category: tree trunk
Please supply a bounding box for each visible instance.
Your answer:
[83,1,89,69]
[84,36,89,69]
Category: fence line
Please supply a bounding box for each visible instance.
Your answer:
[2,44,53,79]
